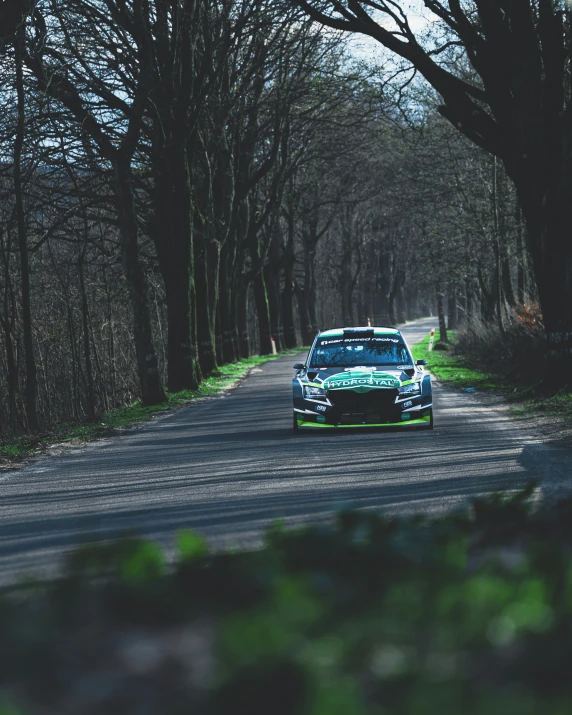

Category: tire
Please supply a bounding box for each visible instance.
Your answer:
[425,409,434,430]
[416,408,433,430]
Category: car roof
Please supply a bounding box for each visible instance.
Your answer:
[318,326,401,337]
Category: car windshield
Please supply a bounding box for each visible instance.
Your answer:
[310,337,412,368]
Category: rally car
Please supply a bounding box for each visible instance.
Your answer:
[292,326,433,431]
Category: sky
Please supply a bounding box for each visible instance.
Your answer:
[340,1,437,64]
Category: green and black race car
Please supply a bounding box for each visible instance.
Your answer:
[292,326,433,431]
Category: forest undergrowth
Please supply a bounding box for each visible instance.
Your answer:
[412,306,572,435]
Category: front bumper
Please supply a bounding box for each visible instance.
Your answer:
[294,412,432,429]
[293,389,432,429]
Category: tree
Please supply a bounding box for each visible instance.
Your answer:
[0,0,36,46]
[14,25,40,431]
[25,0,167,405]
[297,0,572,369]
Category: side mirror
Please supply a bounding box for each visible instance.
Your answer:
[293,363,305,370]
[416,359,427,366]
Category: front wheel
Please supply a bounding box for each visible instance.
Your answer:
[416,408,433,430]
[423,409,434,430]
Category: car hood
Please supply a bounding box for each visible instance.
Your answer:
[304,366,415,391]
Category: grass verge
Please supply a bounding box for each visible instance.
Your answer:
[0,348,307,465]
[411,331,505,391]
[411,331,572,428]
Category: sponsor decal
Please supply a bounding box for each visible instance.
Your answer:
[320,337,398,345]
[316,415,326,423]
[322,370,400,392]
[315,404,327,412]
[402,400,413,409]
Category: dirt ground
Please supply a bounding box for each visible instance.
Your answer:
[463,389,572,450]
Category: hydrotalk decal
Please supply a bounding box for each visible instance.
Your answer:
[322,370,400,392]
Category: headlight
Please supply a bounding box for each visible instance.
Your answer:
[304,385,326,397]
[398,382,420,395]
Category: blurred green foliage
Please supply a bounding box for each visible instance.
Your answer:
[4,484,572,713]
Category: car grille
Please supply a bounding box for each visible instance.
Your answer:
[328,389,397,409]
[327,389,398,424]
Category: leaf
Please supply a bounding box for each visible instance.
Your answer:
[176,529,208,561]
[119,540,165,584]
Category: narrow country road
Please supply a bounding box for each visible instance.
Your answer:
[1,317,571,586]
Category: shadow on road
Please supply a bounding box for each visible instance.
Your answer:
[1,323,571,585]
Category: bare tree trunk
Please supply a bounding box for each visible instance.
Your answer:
[282,269,297,349]
[78,254,96,420]
[375,248,391,326]
[396,282,407,325]
[491,157,505,336]
[340,209,354,325]
[300,219,320,338]
[264,224,284,351]
[152,144,198,392]
[101,263,117,407]
[447,283,458,330]
[0,226,20,432]
[465,277,474,326]
[515,203,527,304]
[219,244,239,363]
[265,262,283,352]
[520,179,572,374]
[64,300,80,419]
[387,289,397,327]
[248,215,272,355]
[236,281,251,358]
[194,231,218,376]
[497,165,516,309]
[405,283,418,321]
[14,27,39,432]
[252,270,272,355]
[296,284,314,346]
[436,281,448,344]
[114,157,166,405]
[281,208,298,348]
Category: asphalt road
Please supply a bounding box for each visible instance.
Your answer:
[2,317,572,586]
